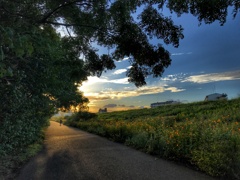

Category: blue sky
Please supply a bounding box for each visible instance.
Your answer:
[79,8,240,112]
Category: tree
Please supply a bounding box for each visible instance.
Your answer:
[0,0,238,153]
[1,0,239,87]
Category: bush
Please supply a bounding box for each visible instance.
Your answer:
[0,85,52,155]
[68,111,97,122]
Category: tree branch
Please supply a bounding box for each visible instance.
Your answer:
[38,0,92,24]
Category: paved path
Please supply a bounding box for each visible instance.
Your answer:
[17,121,214,180]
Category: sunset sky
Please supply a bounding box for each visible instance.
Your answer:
[79,8,240,113]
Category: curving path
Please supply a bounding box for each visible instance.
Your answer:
[17,121,215,180]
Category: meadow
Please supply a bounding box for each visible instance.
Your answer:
[61,98,240,179]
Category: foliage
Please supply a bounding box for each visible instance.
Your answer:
[51,111,97,126]
[0,25,88,154]
[68,111,97,121]
[0,133,44,179]
[1,2,85,155]
[65,98,240,179]
[0,0,239,86]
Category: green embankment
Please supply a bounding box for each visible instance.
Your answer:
[64,98,240,179]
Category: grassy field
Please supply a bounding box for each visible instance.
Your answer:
[61,98,240,179]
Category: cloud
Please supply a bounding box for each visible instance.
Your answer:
[124,87,132,90]
[113,69,127,75]
[161,73,187,82]
[171,52,192,56]
[116,57,130,62]
[81,76,129,86]
[80,73,186,94]
[118,104,125,107]
[161,75,178,81]
[104,104,117,108]
[82,70,240,102]
[171,53,184,56]
[84,85,185,101]
[164,87,186,92]
[110,77,129,84]
[182,70,240,84]
[122,57,130,61]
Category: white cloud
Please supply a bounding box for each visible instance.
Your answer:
[165,87,186,92]
[116,57,130,62]
[113,69,127,75]
[84,85,185,101]
[124,86,132,90]
[161,75,178,81]
[82,70,240,102]
[171,53,184,56]
[122,57,129,61]
[182,70,240,84]
[110,77,129,84]
[81,76,129,86]
[104,104,117,108]
[103,88,113,91]
[161,73,187,82]
[171,52,192,56]
[79,76,129,93]
[86,76,107,84]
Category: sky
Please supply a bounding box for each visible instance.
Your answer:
[79,7,240,113]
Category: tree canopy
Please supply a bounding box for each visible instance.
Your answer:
[1,0,239,88]
[0,0,239,153]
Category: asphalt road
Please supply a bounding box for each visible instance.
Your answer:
[17,121,214,180]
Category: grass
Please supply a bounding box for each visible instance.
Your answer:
[64,98,240,179]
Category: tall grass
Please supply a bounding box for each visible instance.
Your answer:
[65,98,240,179]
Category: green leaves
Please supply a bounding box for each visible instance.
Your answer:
[0,27,34,61]
[0,62,6,79]
[1,0,238,86]
[166,0,232,25]
[0,46,4,61]
[139,6,184,47]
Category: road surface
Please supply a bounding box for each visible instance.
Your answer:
[17,121,214,180]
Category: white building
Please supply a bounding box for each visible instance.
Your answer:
[204,93,227,101]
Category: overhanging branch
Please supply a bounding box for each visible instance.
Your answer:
[38,0,92,24]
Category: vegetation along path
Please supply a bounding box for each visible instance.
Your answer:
[17,121,214,180]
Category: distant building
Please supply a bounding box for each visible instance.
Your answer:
[98,108,107,113]
[204,93,227,101]
[150,100,180,108]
